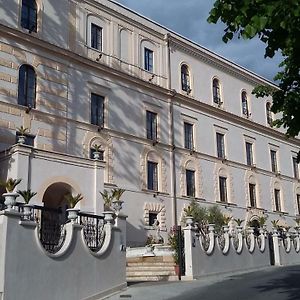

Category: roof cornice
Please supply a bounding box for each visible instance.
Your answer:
[169,36,277,88]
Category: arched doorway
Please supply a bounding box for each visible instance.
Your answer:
[39,182,74,253]
[249,219,260,236]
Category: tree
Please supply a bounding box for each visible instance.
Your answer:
[208,1,300,148]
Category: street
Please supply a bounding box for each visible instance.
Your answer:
[105,265,300,300]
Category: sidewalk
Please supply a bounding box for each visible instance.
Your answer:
[102,276,227,300]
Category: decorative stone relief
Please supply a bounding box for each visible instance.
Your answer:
[143,202,166,231]
[179,154,203,198]
[213,162,234,203]
[140,146,167,193]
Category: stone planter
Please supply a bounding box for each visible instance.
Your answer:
[23,204,33,220]
[17,135,26,144]
[185,216,193,226]
[3,192,19,211]
[112,200,124,213]
[103,211,115,224]
[93,151,101,159]
[67,208,80,223]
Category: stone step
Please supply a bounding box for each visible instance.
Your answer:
[126,265,175,271]
[126,275,178,282]
[126,270,176,277]
[127,262,175,267]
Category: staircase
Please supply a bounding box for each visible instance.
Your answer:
[126,256,178,282]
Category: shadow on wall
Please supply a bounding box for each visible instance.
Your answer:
[126,220,148,247]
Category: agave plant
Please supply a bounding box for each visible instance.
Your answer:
[184,205,193,217]
[257,216,268,227]
[17,189,37,204]
[294,218,300,226]
[112,188,125,202]
[0,178,22,193]
[16,126,29,136]
[64,193,83,209]
[92,144,102,152]
[223,215,232,225]
[271,219,280,229]
[234,218,244,226]
[100,189,114,210]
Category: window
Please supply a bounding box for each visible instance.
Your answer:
[274,189,281,212]
[147,161,158,191]
[213,78,221,105]
[144,48,153,72]
[148,212,158,226]
[18,65,36,108]
[297,194,300,215]
[90,148,104,160]
[266,102,272,125]
[16,132,35,146]
[246,142,253,166]
[216,133,225,159]
[270,150,278,173]
[91,93,104,127]
[146,111,157,141]
[249,183,256,207]
[21,0,37,32]
[184,122,194,150]
[186,169,195,197]
[241,91,249,116]
[219,176,227,203]
[181,64,190,92]
[292,157,299,179]
[91,23,102,51]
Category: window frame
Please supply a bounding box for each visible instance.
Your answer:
[90,93,105,127]
[212,78,222,105]
[17,64,36,108]
[147,160,158,191]
[270,149,278,173]
[245,142,254,166]
[186,169,195,197]
[144,48,154,72]
[184,122,194,150]
[219,176,228,203]
[249,183,256,207]
[21,0,37,32]
[216,132,225,159]
[297,194,300,215]
[146,110,158,141]
[181,64,191,93]
[274,188,281,212]
[241,91,249,117]
[91,23,103,51]
[292,156,299,179]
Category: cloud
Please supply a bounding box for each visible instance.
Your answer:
[113,0,281,81]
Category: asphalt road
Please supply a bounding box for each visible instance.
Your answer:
[105,265,300,300]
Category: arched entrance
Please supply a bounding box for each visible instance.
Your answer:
[249,219,260,236]
[39,182,74,253]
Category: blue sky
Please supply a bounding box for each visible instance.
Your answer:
[113,0,281,81]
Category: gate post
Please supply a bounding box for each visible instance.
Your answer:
[272,229,281,266]
[183,220,196,279]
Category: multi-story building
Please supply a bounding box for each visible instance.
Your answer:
[0,0,299,246]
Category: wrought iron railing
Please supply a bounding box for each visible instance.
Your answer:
[79,212,105,252]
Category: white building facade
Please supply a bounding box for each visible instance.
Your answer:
[0,0,299,246]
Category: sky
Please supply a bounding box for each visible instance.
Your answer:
[113,0,281,82]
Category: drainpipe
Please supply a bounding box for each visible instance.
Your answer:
[166,33,177,228]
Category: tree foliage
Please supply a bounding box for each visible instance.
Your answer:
[208,0,300,140]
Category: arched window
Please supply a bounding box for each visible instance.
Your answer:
[21,0,37,32]
[213,78,221,105]
[18,64,36,108]
[241,91,249,116]
[181,64,190,92]
[266,102,272,125]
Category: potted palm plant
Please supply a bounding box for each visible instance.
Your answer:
[92,144,102,160]
[100,189,114,211]
[16,126,29,144]
[64,193,83,222]
[111,188,125,213]
[17,189,37,220]
[1,178,22,210]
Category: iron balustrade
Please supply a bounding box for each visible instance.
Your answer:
[79,212,105,252]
